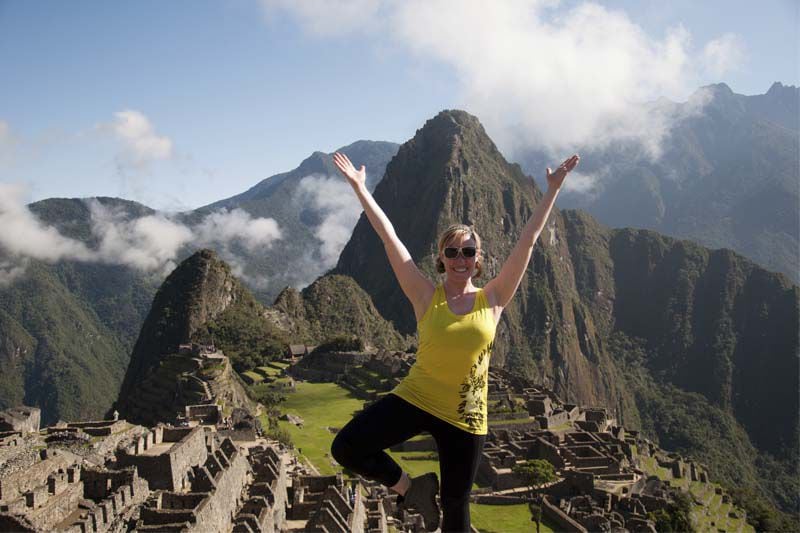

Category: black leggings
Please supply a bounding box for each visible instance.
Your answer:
[331,393,485,532]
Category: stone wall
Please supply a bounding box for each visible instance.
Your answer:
[116,426,208,491]
[541,495,588,533]
[20,473,83,531]
[136,437,250,533]
[66,420,126,437]
[166,427,208,491]
[185,404,221,424]
[0,449,76,504]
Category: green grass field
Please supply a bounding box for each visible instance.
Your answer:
[242,370,264,383]
[268,380,559,531]
[472,503,557,533]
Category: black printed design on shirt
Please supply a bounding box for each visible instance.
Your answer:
[457,340,494,431]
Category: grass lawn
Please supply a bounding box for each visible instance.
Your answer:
[242,370,264,383]
[472,503,557,533]
[272,381,364,475]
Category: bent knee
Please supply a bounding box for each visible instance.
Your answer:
[330,432,355,466]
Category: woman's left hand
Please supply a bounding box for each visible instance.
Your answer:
[546,154,580,190]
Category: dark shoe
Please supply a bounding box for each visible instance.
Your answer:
[404,472,440,531]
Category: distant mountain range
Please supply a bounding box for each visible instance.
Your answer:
[520,82,799,283]
[0,141,397,425]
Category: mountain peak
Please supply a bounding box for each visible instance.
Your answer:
[693,82,735,104]
[116,248,241,401]
[766,81,798,97]
[414,109,490,149]
[334,109,536,334]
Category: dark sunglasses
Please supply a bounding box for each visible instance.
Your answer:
[443,246,477,259]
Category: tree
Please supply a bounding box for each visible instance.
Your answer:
[513,459,558,492]
[513,459,557,532]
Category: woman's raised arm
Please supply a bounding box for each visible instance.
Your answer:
[333,152,434,320]
[485,155,579,312]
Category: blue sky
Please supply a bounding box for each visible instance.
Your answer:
[0,0,797,211]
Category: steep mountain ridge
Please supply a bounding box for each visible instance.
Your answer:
[335,110,627,411]
[273,274,410,350]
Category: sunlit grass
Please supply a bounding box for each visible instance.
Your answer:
[472,503,557,533]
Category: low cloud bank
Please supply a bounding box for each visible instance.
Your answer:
[0,184,282,285]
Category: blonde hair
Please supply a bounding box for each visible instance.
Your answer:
[435,223,483,278]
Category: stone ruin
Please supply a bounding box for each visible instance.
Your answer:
[289,350,728,533]
[0,412,293,533]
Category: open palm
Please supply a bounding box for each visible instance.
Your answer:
[333,152,366,188]
[546,155,580,190]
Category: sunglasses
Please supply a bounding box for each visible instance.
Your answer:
[443,246,477,259]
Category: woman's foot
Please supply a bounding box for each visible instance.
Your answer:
[403,472,441,531]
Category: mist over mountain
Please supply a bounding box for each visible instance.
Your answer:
[0,142,396,425]
[519,82,800,283]
[183,140,400,300]
[0,198,159,424]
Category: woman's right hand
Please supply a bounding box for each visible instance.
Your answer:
[333,152,366,190]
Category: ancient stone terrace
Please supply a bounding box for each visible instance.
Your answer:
[288,350,375,382]
[135,436,250,532]
[289,474,366,533]
[233,444,288,533]
[0,449,83,530]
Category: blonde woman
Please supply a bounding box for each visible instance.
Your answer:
[331,151,579,532]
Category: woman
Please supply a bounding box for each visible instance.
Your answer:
[330,151,579,532]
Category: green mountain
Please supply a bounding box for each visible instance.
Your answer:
[0,198,159,424]
[115,249,287,425]
[332,109,798,518]
[272,274,410,350]
[522,82,800,283]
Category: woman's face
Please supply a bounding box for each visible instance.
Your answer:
[440,233,480,282]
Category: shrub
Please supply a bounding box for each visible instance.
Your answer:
[312,335,364,354]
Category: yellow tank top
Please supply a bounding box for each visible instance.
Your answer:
[392,284,497,435]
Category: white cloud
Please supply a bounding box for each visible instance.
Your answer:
[88,201,195,275]
[702,33,746,78]
[0,187,284,285]
[107,110,173,164]
[562,170,601,195]
[0,183,94,262]
[265,0,746,159]
[194,208,282,253]
[295,174,362,268]
[0,258,29,287]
